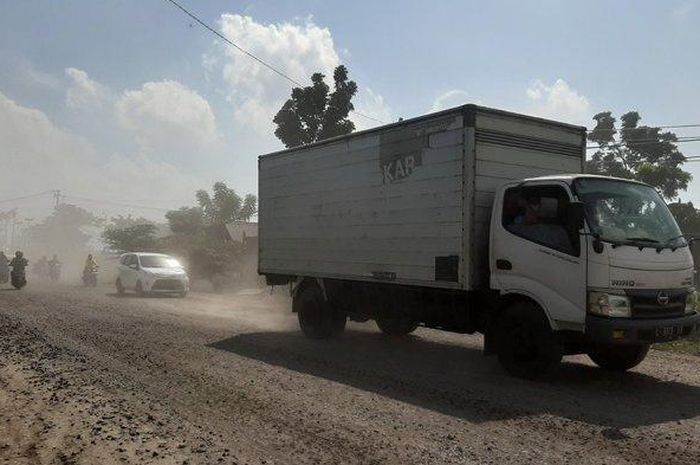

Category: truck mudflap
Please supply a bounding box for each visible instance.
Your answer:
[586,313,700,345]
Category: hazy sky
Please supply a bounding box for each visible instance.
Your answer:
[1,0,699,222]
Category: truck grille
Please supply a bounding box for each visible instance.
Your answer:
[627,289,687,319]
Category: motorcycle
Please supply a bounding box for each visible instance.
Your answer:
[11,269,27,290]
[0,270,8,284]
[82,266,98,287]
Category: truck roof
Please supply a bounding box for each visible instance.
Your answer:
[260,103,587,160]
[521,173,650,186]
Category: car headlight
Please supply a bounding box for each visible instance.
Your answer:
[686,290,697,315]
[588,291,631,317]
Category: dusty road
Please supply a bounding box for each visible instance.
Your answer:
[1,285,700,464]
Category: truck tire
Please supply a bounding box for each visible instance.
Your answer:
[295,285,346,339]
[497,302,562,379]
[588,344,649,371]
[376,317,419,336]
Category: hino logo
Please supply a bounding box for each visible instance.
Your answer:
[657,291,670,306]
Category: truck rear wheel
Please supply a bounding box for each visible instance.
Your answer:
[295,284,346,339]
[497,302,562,379]
[588,344,649,371]
[376,317,419,336]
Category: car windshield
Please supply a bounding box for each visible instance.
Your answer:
[574,178,685,248]
[139,256,181,268]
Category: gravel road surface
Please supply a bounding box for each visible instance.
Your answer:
[1,284,700,464]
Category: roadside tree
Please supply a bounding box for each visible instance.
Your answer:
[273,65,358,148]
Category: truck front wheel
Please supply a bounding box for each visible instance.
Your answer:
[376,317,419,336]
[295,285,346,339]
[497,302,562,379]
[588,344,649,371]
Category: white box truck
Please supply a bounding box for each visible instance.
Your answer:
[258,104,700,378]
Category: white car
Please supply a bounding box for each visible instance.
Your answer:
[116,253,189,297]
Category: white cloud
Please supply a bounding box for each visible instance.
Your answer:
[671,1,695,20]
[0,91,92,179]
[525,79,590,125]
[0,91,201,214]
[217,14,341,132]
[352,87,392,131]
[65,68,109,110]
[64,69,221,165]
[430,89,473,112]
[115,80,219,148]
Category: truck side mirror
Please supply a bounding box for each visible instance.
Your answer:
[566,201,585,232]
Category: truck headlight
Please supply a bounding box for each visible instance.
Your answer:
[588,291,631,317]
[686,290,697,315]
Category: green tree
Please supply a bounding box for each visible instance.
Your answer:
[668,202,700,236]
[195,182,257,225]
[163,182,257,290]
[165,207,204,236]
[586,111,691,200]
[108,215,153,230]
[273,65,358,148]
[102,223,157,254]
[24,204,100,257]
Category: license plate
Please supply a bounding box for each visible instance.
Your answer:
[655,326,681,340]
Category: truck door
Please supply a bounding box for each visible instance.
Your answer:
[491,182,587,330]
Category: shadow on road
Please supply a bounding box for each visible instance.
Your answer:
[210,329,700,429]
[104,293,181,299]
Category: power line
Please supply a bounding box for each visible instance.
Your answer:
[64,196,173,212]
[162,0,386,125]
[0,191,53,204]
[587,123,700,132]
[587,136,700,150]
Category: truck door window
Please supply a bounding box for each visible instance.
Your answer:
[502,185,579,256]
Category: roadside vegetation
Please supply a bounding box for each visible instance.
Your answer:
[101,181,257,291]
[655,297,700,356]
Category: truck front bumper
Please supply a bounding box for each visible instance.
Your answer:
[586,313,700,345]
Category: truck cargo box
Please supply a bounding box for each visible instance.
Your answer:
[259,105,586,290]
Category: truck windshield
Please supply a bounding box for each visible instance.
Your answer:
[574,178,686,248]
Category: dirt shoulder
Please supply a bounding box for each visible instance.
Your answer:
[0,310,232,465]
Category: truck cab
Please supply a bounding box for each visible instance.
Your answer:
[490,174,700,375]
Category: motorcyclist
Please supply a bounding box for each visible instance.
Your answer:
[82,254,99,286]
[34,255,48,280]
[0,251,9,284]
[47,254,61,281]
[9,251,28,289]
[10,251,28,272]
